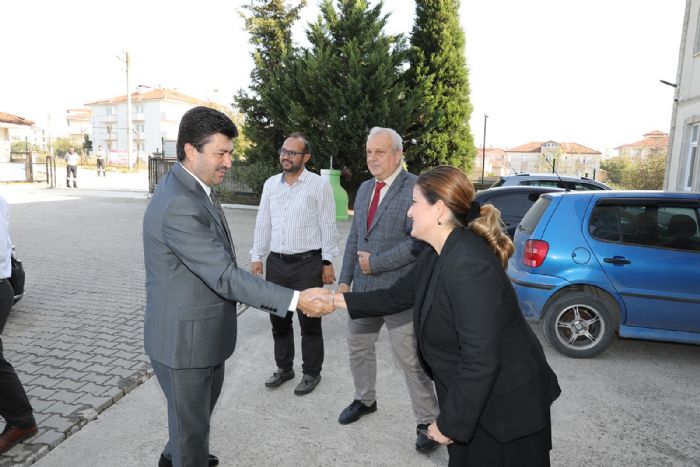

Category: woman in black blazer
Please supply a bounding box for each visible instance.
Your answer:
[331,166,561,466]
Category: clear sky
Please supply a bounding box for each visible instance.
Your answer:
[0,0,685,154]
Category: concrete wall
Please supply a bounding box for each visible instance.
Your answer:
[666,0,700,191]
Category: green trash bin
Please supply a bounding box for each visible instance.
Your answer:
[321,169,349,221]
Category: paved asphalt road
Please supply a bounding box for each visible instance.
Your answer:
[1,173,698,466]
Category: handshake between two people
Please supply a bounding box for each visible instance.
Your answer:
[297,284,350,318]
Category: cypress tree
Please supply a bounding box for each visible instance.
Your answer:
[235,0,306,191]
[406,0,475,173]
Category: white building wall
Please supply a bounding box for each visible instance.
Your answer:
[666,0,700,191]
[90,98,196,159]
[0,127,10,162]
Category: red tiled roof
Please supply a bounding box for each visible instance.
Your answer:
[506,142,543,152]
[616,131,669,150]
[0,111,34,126]
[506,141,601,154]
[66,108,91,121]
[476,147,506,156]
[85,87,207,106]
[558,142,601,154]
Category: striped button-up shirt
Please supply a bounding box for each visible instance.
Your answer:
[250,169,339,262]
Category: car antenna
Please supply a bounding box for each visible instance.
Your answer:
[510,167,520,175]
[539,152,568,191]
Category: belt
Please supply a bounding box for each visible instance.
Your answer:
[270,249,321,262]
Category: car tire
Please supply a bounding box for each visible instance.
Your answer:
[542,292,616,358]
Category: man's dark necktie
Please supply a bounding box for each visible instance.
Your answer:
[366,181,386,230]
[210,190,236,265]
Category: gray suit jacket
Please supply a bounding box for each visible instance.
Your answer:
[339,170,424,324]
[143,163,294,369]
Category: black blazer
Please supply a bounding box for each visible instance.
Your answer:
[345,227,561,444]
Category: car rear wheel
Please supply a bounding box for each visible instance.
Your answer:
[542,292,615,358]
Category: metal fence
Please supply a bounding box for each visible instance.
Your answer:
[148,157,255,194]
[1,153,55,184]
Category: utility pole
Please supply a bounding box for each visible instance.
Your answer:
[126,51,133,168]
[481,114,488,184]
[47,113,53,157]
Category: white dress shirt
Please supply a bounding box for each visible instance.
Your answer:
[371,164,404,208]
[250,168,339,262]
[0,195,12,279]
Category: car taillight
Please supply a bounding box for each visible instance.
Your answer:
[522,240,549,267]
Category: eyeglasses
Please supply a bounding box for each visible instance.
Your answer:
[279,148,308,158]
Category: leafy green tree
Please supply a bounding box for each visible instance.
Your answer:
[623,151,666,190]
[600,156,630,187]
[406,0,475,173]
[235,0,306,190]
[10,141,40,152]
[272,0,415,204]
[52,137,74,158]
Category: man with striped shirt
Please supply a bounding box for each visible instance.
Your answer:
[250,133,339,396]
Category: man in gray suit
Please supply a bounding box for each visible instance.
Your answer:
[143,106,329,467]
[336,127,440,453]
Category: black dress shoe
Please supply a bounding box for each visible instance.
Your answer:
[294,374,321,395]
[338,399,377,425]
[264,368,295,388]
[415,424,439,453]
[158,453,219,466]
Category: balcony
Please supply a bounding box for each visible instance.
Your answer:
[132,112,145,122]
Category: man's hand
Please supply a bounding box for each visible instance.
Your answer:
[427,423,453,445]
[322,264,336,285]
[336,283,351,294]
[298,288,333,317]
[357,251,372,275]
[250,261,264,277]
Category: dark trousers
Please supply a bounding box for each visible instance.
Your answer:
[151,359,224,467]
[66,165,77,186]
[265,253,324,376]
[0,279,35,429]
[96,159,106,176]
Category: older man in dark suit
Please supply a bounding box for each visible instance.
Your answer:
[336,127,440,453]
[143,107,329,467]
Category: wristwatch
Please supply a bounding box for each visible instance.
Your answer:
[322,260,332,266]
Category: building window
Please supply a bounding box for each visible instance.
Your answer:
[685,124,699,191]
[695,9,700,54]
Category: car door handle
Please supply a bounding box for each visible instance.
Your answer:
[604,256,631,265]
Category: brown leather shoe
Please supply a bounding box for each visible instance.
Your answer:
[0,424,38,454]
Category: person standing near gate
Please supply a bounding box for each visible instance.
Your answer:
[65,147,79,188]
[250,132,339,396]
[95,145,106,177]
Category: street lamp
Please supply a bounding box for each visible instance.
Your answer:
[481,114,488,184]
[659,79,677,88]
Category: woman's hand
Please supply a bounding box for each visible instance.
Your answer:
[427,422,453,445]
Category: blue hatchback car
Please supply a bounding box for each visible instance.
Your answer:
[508,191,700,358]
